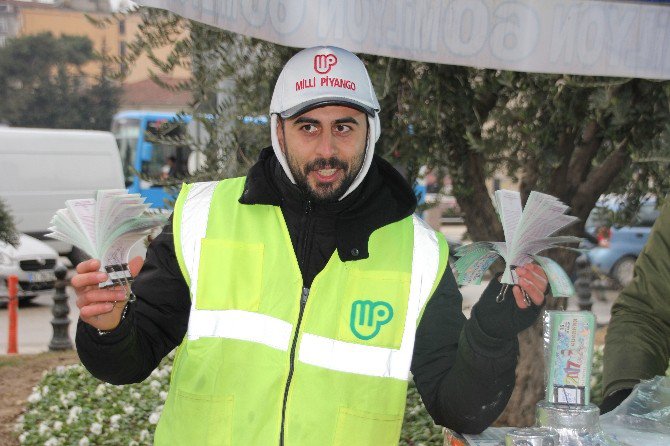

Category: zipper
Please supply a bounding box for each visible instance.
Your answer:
[279,287,310,446]
[279,199,312,446]
[298,200,312,275]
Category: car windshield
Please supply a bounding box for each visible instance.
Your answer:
[586,199,660,230]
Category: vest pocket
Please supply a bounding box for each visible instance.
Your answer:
[338,270,410,349]
[196,238,264,311]
[173,390,234,446]
[333,407,403,446]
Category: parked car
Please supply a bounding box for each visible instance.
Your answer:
[585,199,660,287]
[0,233,59,304]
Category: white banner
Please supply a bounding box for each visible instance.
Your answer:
[136,0,670,79]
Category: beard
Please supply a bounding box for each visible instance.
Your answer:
[286,150,365,203]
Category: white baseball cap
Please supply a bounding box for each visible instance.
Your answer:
[270,46,380,118]
[270,46,381,200]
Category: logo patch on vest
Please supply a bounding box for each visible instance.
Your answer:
[350,300,394,340]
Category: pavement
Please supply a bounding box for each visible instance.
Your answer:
[0,279,79,355]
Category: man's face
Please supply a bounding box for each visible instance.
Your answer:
[277,105,368,202]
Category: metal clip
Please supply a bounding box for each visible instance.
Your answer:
[497,265,534,307]
[496,283,510,303]
[104,263,136,303]
[496,281,533,306]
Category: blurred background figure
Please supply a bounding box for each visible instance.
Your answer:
[160,155,177,180]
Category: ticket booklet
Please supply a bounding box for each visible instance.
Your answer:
[544,311,596,405]
[452,190,581,297]
[46,189,167,288]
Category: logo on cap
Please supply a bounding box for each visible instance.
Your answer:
[314,54,338,74]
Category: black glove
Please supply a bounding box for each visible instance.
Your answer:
[471,278,543,340]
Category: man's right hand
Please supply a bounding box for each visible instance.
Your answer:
[72,258,143,331]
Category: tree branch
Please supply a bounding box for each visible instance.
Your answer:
[451,148,505,243]
[519,156,539,204]
[568,120,603,189]
[547,130,577,201]
[572,138,630,219]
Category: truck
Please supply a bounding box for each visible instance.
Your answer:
[0,127,125,264]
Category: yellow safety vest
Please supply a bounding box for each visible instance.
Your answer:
[155,178,448,445]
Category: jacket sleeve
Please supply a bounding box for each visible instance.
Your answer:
[411,267,518,434]
[75,220,191,385]
[602,201,670,398]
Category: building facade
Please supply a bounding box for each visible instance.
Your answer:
[0,0,191,112]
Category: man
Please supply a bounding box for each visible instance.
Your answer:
[73,46,548,445]
[160,155,177,180]
[601,199,670,413]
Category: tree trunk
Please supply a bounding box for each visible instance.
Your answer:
[450,150,504,243]
[495,318,547,426]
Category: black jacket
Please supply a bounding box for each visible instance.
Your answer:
[76,148,519,434]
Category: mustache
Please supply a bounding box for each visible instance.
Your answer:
[303,157,348,175]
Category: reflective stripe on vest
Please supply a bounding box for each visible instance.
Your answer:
[179,181,218,295]
[179,181,441,380]
[189,309,293,351]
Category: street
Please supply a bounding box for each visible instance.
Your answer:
[0,281,79,355]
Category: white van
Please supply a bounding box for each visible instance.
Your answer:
[0,127,125,264]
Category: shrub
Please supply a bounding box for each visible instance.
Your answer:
[590,345,605,406]
[16,352,443,445]
[0,197,18,247]
[400,380,444,445]
[15,354,172,446]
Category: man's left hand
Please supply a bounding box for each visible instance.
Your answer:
[512,263,549,309]
[472,262,548,340]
